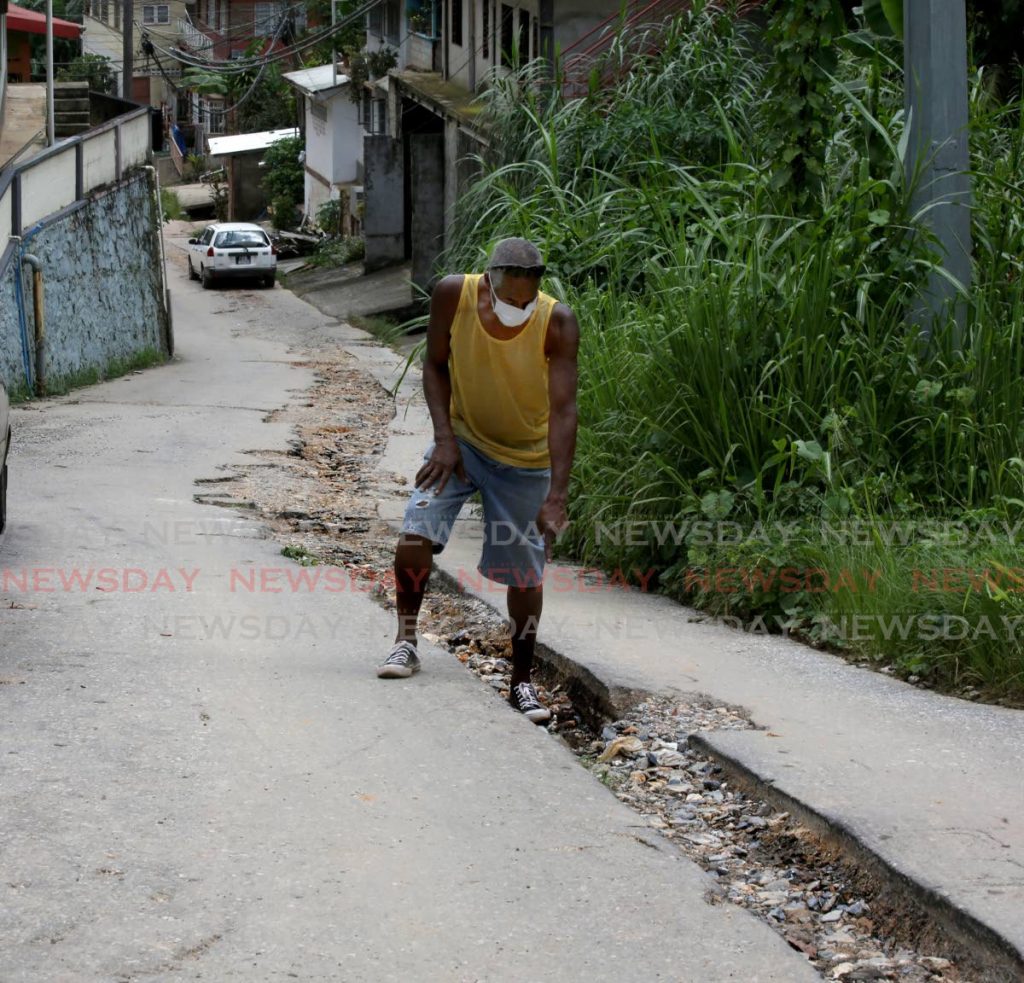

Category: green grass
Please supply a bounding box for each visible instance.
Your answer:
[281,544,319,566]
[437,4,1024,701]
[349,314,408,350]
[159,188,185,222]
[41,347,167,398]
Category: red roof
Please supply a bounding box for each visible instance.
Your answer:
[6,4,83,39]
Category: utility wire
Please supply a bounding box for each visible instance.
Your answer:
[163,0,380,73]
[175,0,309,52]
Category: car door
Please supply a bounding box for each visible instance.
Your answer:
[193,227,213,262]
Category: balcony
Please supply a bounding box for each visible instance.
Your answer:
[406,32,439,72]
[177,13,216,54]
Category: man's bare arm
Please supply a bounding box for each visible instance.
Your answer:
[416,275,466,492]
[538,304,580,556]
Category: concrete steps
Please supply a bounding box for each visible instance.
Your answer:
[53,81,91,138]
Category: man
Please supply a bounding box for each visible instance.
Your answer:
[377,238,580,725]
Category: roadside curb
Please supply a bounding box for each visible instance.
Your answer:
[686,733,1024,983]
[338,311,1024,983]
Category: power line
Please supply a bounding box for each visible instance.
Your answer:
[164,0,379,73]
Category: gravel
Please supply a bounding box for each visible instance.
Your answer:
[215,343,969,983]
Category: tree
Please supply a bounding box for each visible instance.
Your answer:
[262,135,304,204]
[56,53,117,94]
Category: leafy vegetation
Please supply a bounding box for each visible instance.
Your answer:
[159,189,184,222]
[440,2,1024,700]
[56,53,117,94]
[262,136,304,228]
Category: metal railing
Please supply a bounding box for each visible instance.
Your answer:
[560,0,764,100]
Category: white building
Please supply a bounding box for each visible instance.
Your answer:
[283,64,364,229]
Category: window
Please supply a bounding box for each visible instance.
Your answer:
[518,9,529,60]
[143,4,170,24]
[254,1,285,37]
[368,4,382,36]
[406,0,437,38]
[113,0,119,29]
[99,0,108,22]
[215,230,270,248]
[533,15,539,63]
[500,4,513,67]
[482,0,488,58]
[372,99,386,134]
[450,0,463,46]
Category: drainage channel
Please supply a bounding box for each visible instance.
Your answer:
[403,570,990,983]
[204,353,995,983]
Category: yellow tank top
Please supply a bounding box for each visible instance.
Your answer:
[449,273,556,469]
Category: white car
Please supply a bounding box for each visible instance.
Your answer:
[186,222,277,289]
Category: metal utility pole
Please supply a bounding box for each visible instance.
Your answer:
[45,0,54,144]
[904,0,972,345]
[122,0,133,100]
[331,0,337,88]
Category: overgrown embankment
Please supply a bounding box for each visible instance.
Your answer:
[441,4,1024,702]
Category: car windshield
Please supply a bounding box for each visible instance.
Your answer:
[215,231,268,248]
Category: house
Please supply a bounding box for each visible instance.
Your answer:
[2,9,85,166]
[82,0,184,106]
[4,3,83,83]
[282,63,363,232]
[207,126,297,220]
[358,0,657,287]
[176,0,306,141]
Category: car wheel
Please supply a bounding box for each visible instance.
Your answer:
[201,265,214,289]
[0,460,7,534]
[261,274,275,289]
[187,257,198,281]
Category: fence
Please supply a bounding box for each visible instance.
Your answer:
[0,105,151,260]
[0,105,167,394]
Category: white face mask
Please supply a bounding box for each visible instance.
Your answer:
[489,278,537,328]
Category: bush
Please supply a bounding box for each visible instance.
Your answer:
[262,136,304,206]
[270,194,298,230]
[311,236,365,267]
[159,189,184,221]
[56,53,117,94]
[438,4,1024,699]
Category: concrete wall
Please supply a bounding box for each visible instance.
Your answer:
[0,171,168,394]
[453,0,625,93]
[363,134,405,271]
[410,133,445,290]
[305,91,362,192]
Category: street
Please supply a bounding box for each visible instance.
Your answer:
[0,239,817,981]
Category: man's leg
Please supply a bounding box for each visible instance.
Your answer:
[380,442,475,678]
[394,532,434,645]
[507,584,543,686]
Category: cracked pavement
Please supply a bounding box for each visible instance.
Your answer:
[0,239,819,981]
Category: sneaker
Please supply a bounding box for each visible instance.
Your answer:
[377,641,421,679]
[509,681,552,724]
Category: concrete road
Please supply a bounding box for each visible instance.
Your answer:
[0,245,817,981]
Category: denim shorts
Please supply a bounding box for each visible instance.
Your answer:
[400,437,551,587]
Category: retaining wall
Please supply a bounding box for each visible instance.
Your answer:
[0,108,169,395]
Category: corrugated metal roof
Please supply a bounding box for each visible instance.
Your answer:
[7,3,82,39]
[207,128,298,157]
[282,64,351,96]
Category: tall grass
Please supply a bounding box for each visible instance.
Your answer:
[441,3,1024,699]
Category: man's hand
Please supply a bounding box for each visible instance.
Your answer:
[536,496,570,562]
[416,437,466,494]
